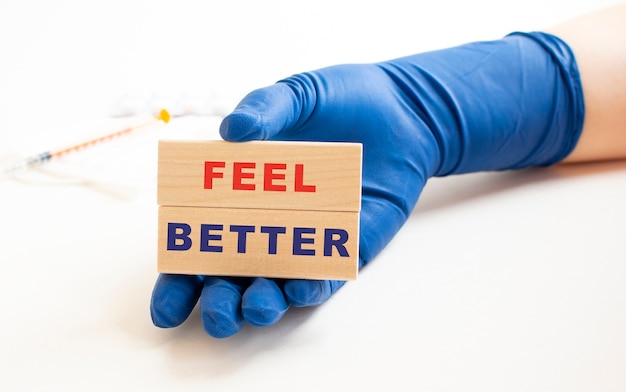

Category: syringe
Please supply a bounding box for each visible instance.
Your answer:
[1,109,170,178]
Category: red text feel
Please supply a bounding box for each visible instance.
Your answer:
[204,161,317,192]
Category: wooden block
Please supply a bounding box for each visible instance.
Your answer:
[158,140,362,212]
[158,205,359,280]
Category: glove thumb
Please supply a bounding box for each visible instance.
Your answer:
[220,81,312,142]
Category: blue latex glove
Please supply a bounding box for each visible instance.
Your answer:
[150,32,584,338]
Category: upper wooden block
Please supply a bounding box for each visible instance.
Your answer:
[158,140,362,212]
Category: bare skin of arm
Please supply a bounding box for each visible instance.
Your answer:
[548,3,626,163]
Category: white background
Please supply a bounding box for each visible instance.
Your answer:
[1,0,625,391]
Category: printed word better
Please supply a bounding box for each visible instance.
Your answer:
[167,222,350,257]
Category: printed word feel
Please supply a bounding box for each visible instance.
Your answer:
[204,161,316,192]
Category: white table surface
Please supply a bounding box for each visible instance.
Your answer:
[1,1,625,391]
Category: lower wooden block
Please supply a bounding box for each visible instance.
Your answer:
[158,206,359,280]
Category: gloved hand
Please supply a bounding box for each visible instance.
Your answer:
[150,32,584,338]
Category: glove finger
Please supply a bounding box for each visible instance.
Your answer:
[241,278,289,326]
[150,273,204,328]
[358,192,414,265]
[283,279,347,307]
[200,277,248,338]
[282,194,410,307]
[283,193,409,307]
[219,80,312,142]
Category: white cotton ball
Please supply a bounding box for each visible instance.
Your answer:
[176,93,212,116]
[109,95,150,117]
